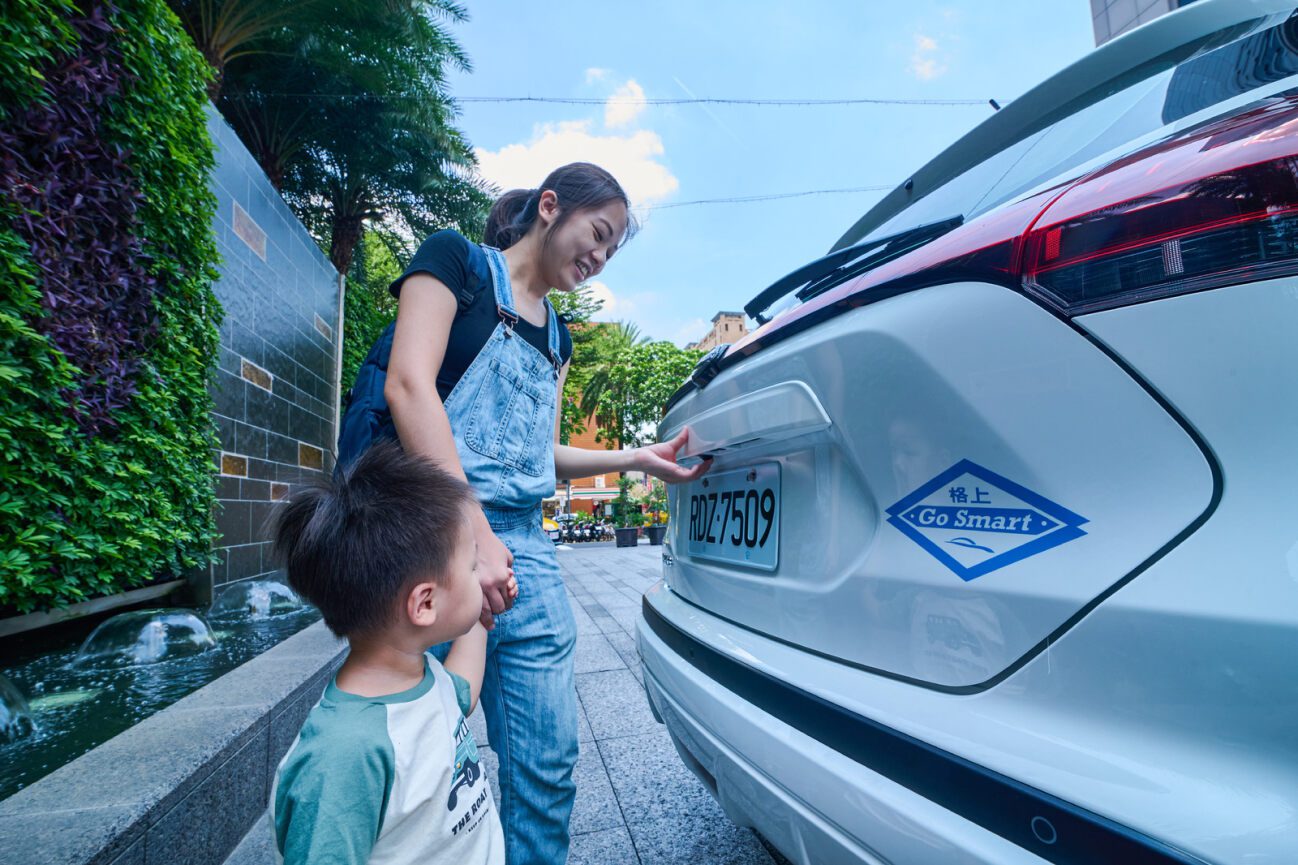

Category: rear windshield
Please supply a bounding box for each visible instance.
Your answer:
[862,11,1298,243]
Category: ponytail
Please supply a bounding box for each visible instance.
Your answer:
[483,188,538,249]
[483,162,637,250]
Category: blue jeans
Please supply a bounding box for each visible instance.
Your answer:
[486,507,578,864]
[434,507,577,864]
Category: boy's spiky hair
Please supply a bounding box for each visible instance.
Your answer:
[269,442,476,636]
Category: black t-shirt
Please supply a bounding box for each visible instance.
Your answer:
[390,230,573,401]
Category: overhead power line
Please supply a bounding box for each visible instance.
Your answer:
[639,185,894,210]
[460,96,992,107]
[225,92,995,107]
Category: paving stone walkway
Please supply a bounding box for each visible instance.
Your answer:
[227,542,778,865]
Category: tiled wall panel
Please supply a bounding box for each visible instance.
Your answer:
[201,108,341,598]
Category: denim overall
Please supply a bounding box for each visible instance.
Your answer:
[437,245,578,865]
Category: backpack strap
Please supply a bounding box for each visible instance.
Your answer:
[457,241,491,315]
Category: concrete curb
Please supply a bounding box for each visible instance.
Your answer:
[0,620,345,865]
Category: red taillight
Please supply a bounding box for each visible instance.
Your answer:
[729,93,1298,360]
[1021,95,1298,314]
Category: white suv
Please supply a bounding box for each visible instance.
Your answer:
[638,2,1298,863]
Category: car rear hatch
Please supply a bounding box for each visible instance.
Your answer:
[660,2,1298,690]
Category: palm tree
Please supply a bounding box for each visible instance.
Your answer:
[167,0,326,100]
[578,322,650,449]
[172,0,491,272]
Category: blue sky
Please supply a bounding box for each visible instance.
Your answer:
[444,1,1097,345]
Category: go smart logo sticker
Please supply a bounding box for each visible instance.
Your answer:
[885,459,1088,581]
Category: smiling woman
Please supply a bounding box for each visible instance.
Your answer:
[334,161,711,865]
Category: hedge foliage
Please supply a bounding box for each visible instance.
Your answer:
[0,0,221,613]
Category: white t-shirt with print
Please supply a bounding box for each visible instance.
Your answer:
[271,654,503,865]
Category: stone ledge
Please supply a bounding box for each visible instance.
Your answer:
[0,620,345,865]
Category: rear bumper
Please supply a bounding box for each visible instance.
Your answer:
[637,584,1210,865]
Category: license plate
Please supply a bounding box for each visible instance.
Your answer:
[686,464,780,571]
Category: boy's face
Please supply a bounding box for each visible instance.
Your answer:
[438,510,483,636]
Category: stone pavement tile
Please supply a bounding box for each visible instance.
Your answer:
[604,629,642,670]
[598,731,715,820]
[591,613,624,637]
[571,744,623,835]
[600,596,641,613]
[576,670,660,741]
[573,603,602,623]
[574,631,627,674]
[629,810,774,865]
[608,605,642,636]
[467,701,489,748]
[615,586,648,604]
[577,695,595,743]
[569,826,640,865]
[224,811,273,865]
[480,745,500,808]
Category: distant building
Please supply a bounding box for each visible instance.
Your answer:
[686,311,749,352]
[554,412,621,517]
[1091,0,1197,46]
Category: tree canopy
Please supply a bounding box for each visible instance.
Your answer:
[169,0,492,273]
[583,339,702,449]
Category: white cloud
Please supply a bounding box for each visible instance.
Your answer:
[585,280,620,316]
[605,79,646,129]
[475,119,678,206]
[585,67,610,84]
[910,33,947,80]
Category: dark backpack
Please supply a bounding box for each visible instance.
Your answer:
[335,242,491,474]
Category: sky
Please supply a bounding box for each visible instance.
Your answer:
[442,0,1097,346]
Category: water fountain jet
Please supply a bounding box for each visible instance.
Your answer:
[0,674,35,742]
[209,579,305,620]
[75,609,217,669]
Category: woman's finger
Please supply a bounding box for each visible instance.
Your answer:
[485,585,509,615]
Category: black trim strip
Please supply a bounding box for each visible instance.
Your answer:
[642,597,1212,865]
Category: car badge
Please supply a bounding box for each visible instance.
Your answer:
[885,459,1088,581]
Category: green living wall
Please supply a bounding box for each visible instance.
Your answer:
[0,0,221,613]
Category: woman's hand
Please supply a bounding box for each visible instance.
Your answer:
[633,428,712,484]
[475,521,517,630]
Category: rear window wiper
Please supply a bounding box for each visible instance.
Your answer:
[744,215,963,324]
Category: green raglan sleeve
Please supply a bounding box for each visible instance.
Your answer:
[447,670,473,716]
[273,704,396,865]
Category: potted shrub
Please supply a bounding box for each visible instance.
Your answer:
[613,476,640,548]
[644,479,668,545]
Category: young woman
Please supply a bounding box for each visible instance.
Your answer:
[376,162,708,864]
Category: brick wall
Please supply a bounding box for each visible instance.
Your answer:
[564,414,620,491]
[201,108,342,600]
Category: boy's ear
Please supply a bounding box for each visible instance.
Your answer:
[406,580,439,627]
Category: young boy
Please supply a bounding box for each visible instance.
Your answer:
[268,442,508,865]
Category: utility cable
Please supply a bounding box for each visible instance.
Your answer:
[225,92,995,107]
[638,185,894,210]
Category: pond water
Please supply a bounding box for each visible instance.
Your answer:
[0,592,320,802]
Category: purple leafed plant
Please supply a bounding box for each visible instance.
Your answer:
[0,1,158,435]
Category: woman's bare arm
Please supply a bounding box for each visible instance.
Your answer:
[550,361,711,484]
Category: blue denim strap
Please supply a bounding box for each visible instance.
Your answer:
[544,297,562,373]
[481,244,563,374]
[481,244,519,330]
